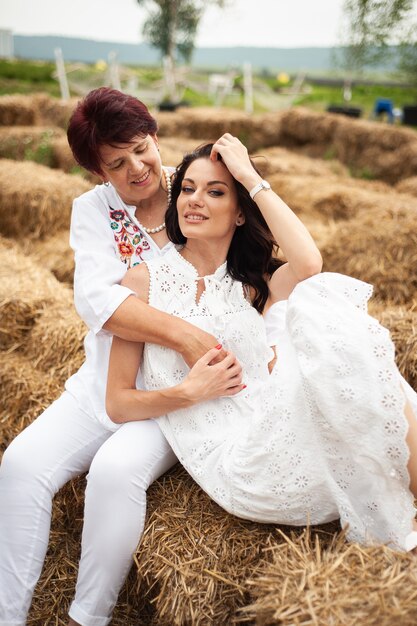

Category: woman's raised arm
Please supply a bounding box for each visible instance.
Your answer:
[210,134,323,302]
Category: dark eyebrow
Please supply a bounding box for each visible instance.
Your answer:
[183,177,229,187]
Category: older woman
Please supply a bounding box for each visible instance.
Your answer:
[0,88,240,626]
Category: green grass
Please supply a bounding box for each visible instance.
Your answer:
[2,58,417,118]
[0,59,60,97]
[294,83,417,117]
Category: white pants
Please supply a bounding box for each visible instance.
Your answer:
[0,391,177,626]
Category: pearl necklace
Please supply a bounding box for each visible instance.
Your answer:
[140,167,172,235]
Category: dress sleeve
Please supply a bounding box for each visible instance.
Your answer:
[69,191,135,334]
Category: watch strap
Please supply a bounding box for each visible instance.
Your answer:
[249,179,271,200]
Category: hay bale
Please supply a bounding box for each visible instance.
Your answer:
[23,229,75,284]
[0,351,62,450]
[50,135,77,171]
[159,136,206,169]
[135,464,341,625]
[136,465,282,625]
[279,107,341,147]
[0,237,69,349]
[0,126,65,161]
[0,234,85,374]
[321,205,417,303]
[49,136,101,184]
[252,145,349,178]
[396,175,417,197]
[242,530,417,626]
[0,95,37,125]
[158,107,250,141]
[275,107,417,185]
[301,215,340,252]
[369,300,417,391]
[157,108,283,151]
[32,93,80,129]
[22,298,86,383]
[0,159,92,239]
[269,173,417,222]
[333,118,417,184]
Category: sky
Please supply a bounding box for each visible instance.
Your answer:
[1,0,348,48]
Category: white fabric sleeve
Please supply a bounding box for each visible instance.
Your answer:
[263,300,288,346]
[70,193,135,334]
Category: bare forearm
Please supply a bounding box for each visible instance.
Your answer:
[104,297,185,347]
[241,171,322,279]
[210,135,321,280]
[106,384,193,424]
[103,296,221,366]
[255,191,322,278]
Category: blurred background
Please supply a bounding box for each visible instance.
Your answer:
[2,0,417,118]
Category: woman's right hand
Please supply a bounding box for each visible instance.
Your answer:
[180,348,244,404]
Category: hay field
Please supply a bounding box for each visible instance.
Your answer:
[0,94,417,625]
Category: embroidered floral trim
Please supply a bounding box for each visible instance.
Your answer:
[109,207,150,268]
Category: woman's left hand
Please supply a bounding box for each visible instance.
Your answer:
[210,133,261,190]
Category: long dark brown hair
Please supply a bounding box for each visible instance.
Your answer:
[165,143,282,313]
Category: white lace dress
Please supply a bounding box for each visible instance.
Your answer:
[141,246,417,551]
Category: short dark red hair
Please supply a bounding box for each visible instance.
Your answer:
[67,87,158,174]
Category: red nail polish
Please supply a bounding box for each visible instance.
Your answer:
[215,344,222,350]
[242,384,247,389]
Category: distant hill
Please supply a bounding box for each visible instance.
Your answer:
[13,34,344,72]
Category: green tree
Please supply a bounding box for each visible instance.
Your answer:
[137,0,229,65]
[339,0,414,73]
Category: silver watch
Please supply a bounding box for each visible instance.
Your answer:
[249,179,271,200]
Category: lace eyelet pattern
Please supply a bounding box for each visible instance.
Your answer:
[142,255,417,550]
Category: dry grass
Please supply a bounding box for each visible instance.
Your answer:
[370,299,417,390]
[0,238,85,446]
[322,205,417,304]
[157,107,283,151]
[268,173,417,222]
[0,351,61,450]
[32,93,80,129]
[241,529,417,626]
[279,106,341,147]
[396,175,417,196]
[159,136,207,169]
[0,237,67,348]
[135,464,340,625]
[1,101,417,624]
[0,126,65,160]
[276,107,417,184]
[0,94,37,125]
[252,145,348,178]
[0,159,92,239]
[23,229,75,284]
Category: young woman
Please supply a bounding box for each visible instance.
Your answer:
[107,135,417,554]
[0,89,241,626]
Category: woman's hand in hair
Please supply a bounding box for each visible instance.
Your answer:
[180,348,244,404]
[210,133,261,191]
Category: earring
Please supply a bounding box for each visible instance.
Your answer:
[104,181,110,187]
[236,218,243,226]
